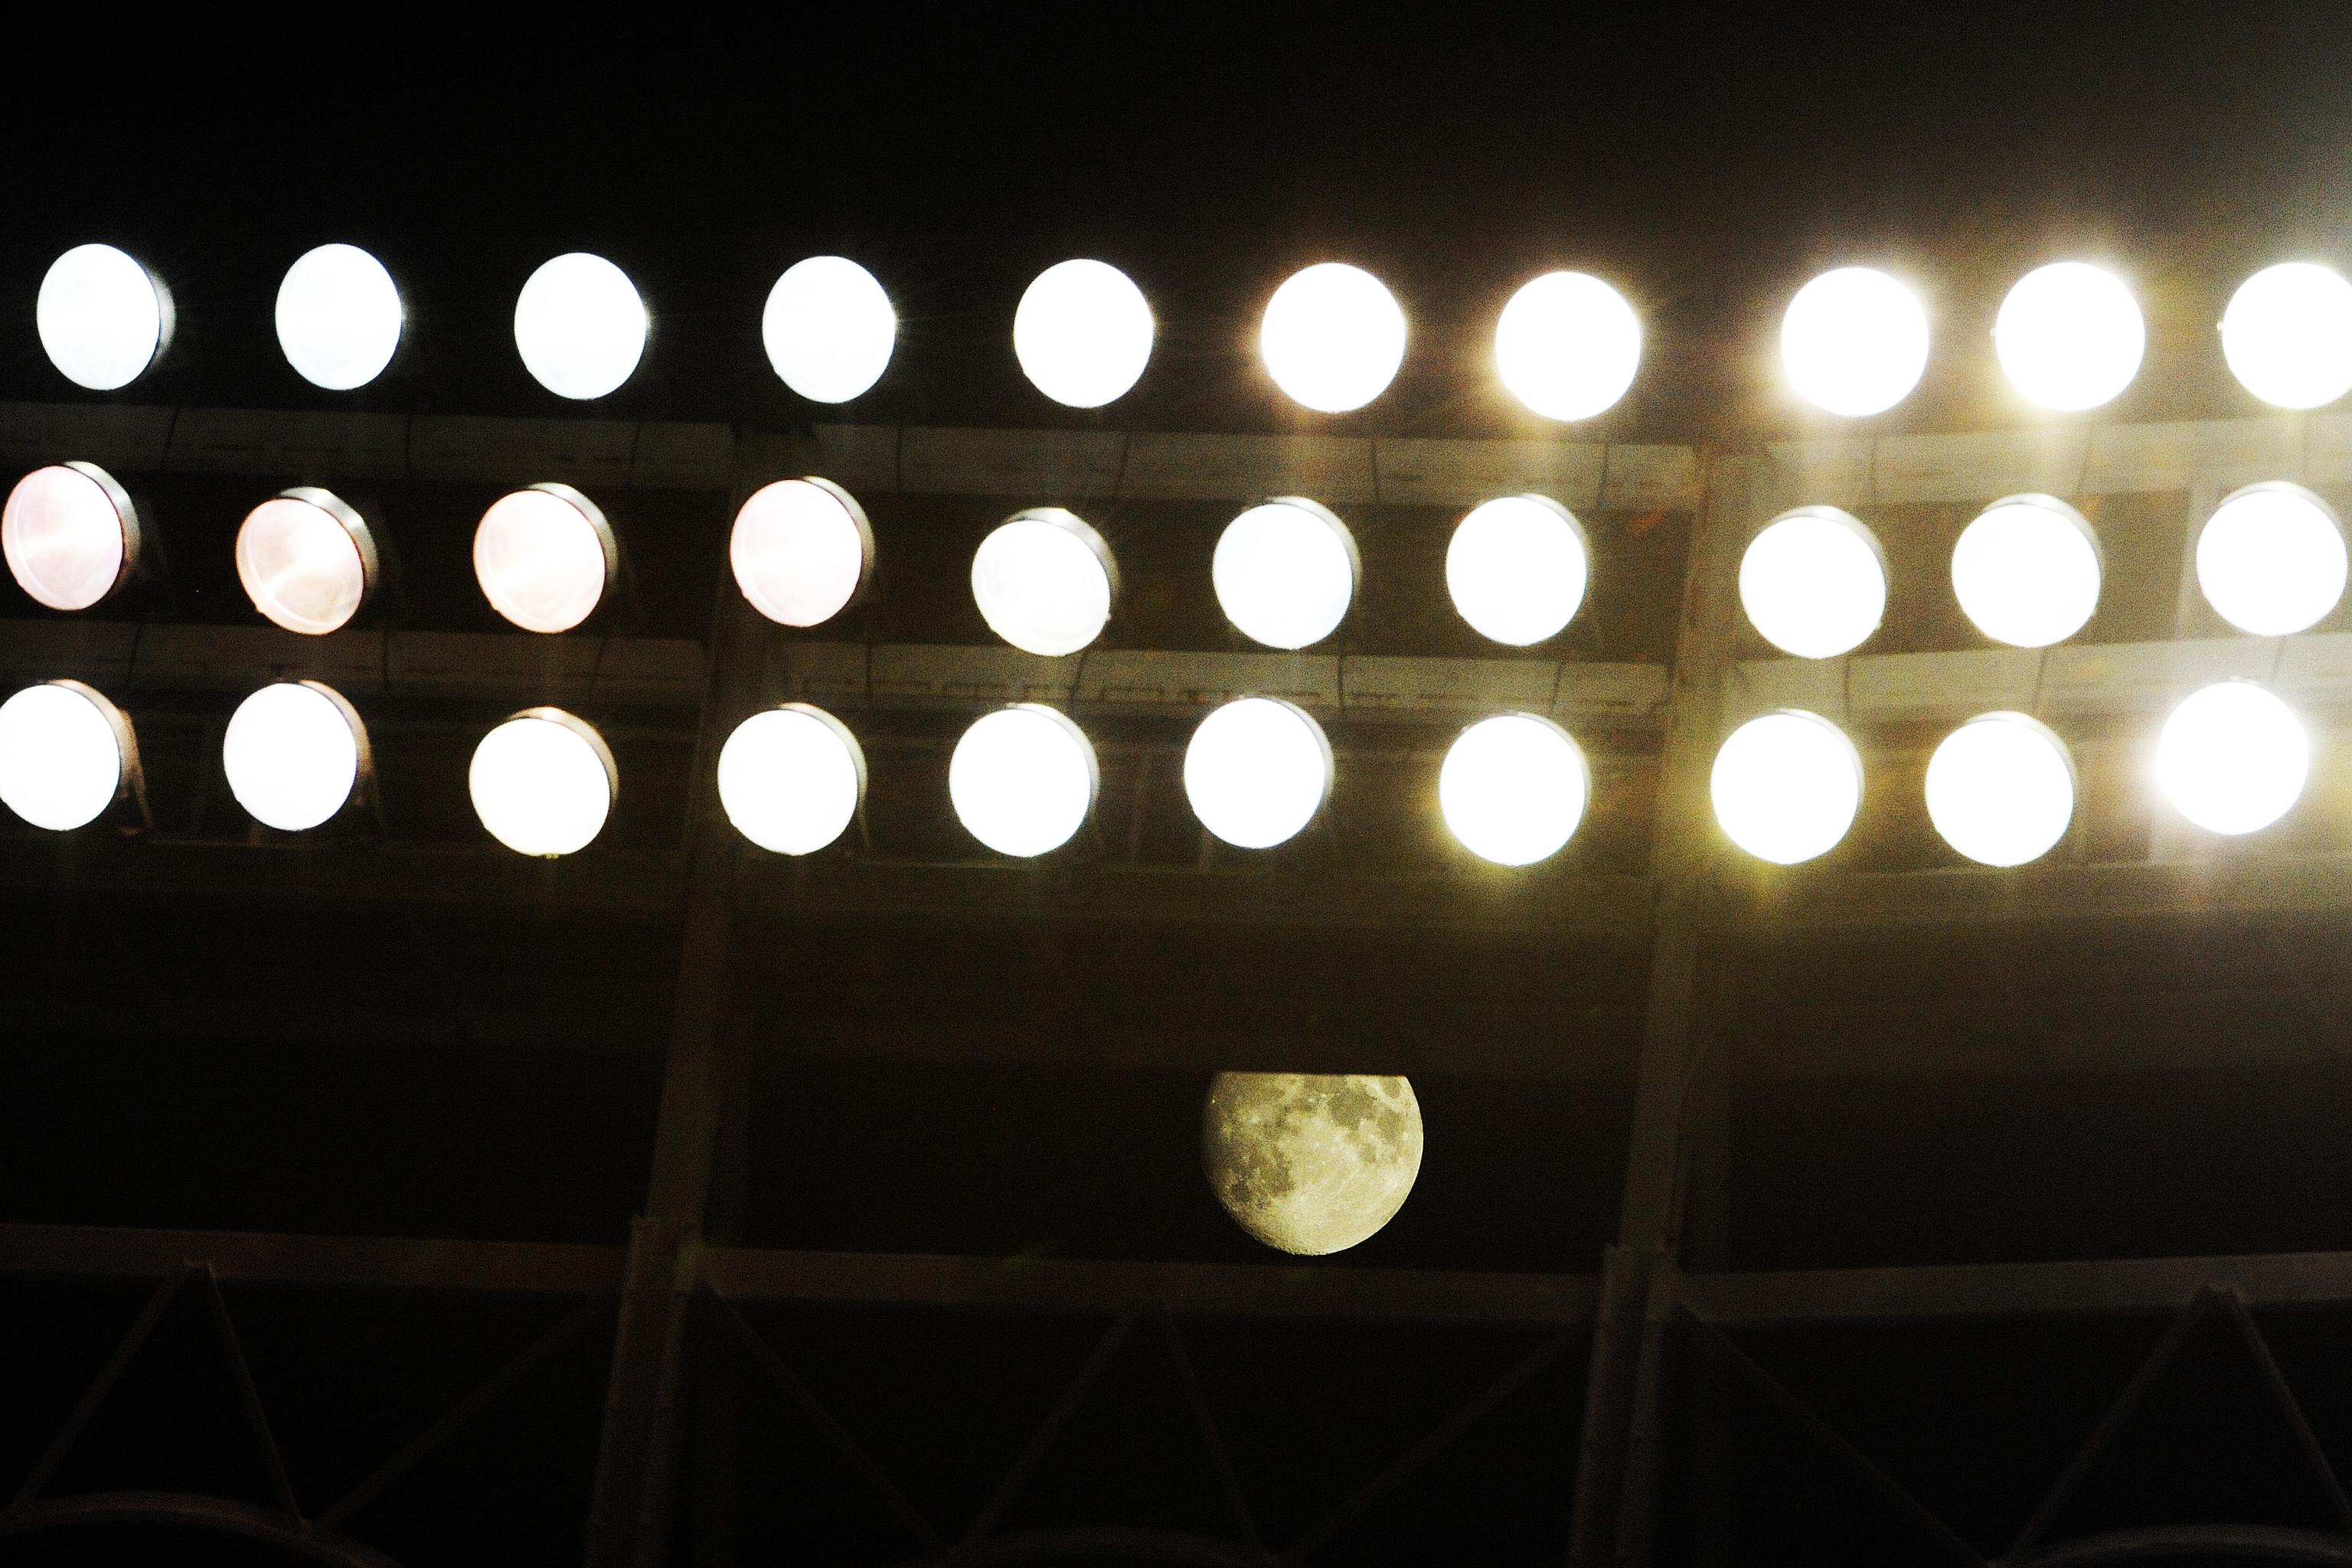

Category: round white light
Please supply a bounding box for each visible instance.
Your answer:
[3,462,139,612]
[1494,271,1642,422]
[1213,499,1358,650]
[971,509,1116,657]
[37,244,167,391]
[474,484,616,634]
[1711,710,1864,865]
[1739,506,1886,658]
[0,681,130,831]
[1259,263,1406,413]
[2222,263,2352,410]
[275,244,403,391]
[730,478,873,628]
[2195,482,2347,636]
[1446,495,1589,646]
[1183,698,1332,849]
[1924,713,2074,867]
[469,709,616,858]
[222,681,366,832]
[1014,260,1154,407]
[236,488,376,636]
[1951,494,2102,648]
[1780,266,1929,417]
[513,253,647,400]
[949,704,1097,858]
[1993,263,2145,412]
[2155,681,2307,837]
[1439,713,1590,867]
[717,704,864,856]
[763,256,896,403]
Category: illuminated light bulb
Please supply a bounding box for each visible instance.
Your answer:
[474,484,616,634]
[1446,494,1589,646]
[717,704,864,856]
[1993,262,2145,411]
[1213,498,1358,649]
[1710,710,1863,865]
[1260,263,1406,413]
[513,253,646,400]
[2195,481,2347,636]
[1014,259,1153,407]
[763,256,895,403]
[469,709,616,858]
[1924,712,2074,867]
[2,462,139,612]
[1439,713,1590,867]
[1951,494,2102,648]
[1183,697,1332,849]
[38,243,168,390]
[1739,506,1886,658]
[971,509,1116,656]
[2155,681,2307,837]
[2222,263,2352,410]
[275,243,403,390]
[235,488,376,636]
[730,477,874,628]
[1493,270,1641,421]
[1780,266,1929,417]
[949,704,1097,858]
[222,681,367,832]
[0,681,131,831]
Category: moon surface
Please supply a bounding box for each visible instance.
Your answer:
[1200,1072,1423,1256]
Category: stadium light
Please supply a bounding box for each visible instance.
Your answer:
[1740,506,1886,658]
[1780,266,1929,416]
[717,704,865,855]
[222,681,368,832]
[763,256,896,403]
[275,244,403,390]
[1260,263,1406,413]
[473,484,617,634]
[2221,263,2352,410]
[949,704,1098,858]
[514,253,647,400]
[1014,260,1153,407]
[38,243,169,390]
[1924,712,2074,867]
[1213,498,1358,649]
[1183,697,1332,849]
[730,478,874,628]
[1446,494,1589,646]
[1711,709,1864,864]
[469,708,617,858]
[1993,262,2145,412]
[2,463,141,612]
[1951,494,2102,648]
[1439,713,1590,866]
[972,508,1117,656]
[0,681,136,831]
[1494,271,1641,421]
[2155,681,2307,836]
[235,488,377,635]
[2195,481,2347,636]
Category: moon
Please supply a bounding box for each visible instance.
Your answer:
[1200,1072,1423,1256]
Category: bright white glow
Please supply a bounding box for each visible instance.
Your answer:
[1183,698,1331,849]
[1739,507,1886,658]
[949,704,1096,858]
[0,681,126,831]
[1213,499,1357,649]
[474,485,613,634]
[763,256,896,403]
[1924,713,2074,867]
[972,510,1116,656]
[236,491,373,635]
[1952,495,2102,648]
[1446,495,1589,646]
[1710,710,1863,865]
[3,464,135,611]
[469,710,615,858]
[1439,713,1590,866]
[1014,260,1154,407]
[1259,263,1406,413]
[2155,681,2308,836]
[222,682,364,832]
[717,704,864,856]
[1993,263,2145,411]
[2222,263,2352,410]
[1494,271,1641,421]
[38,244,165,391]
[275,244,403,390]
[1780,266,1929,417]
[513,253,646,400]
[731,479,871,627]
[2195,482,2347,636]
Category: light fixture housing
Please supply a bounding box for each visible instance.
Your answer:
[1213,498,1359,650]
[1259,263,1406,413]
[1446,494,1590,646]
[276,243,403,390]
[0,680,137,831]
[236,488,377,635]
[222,681,370,832]
[2,462,142,612]
[2155,681,2308,837]
[971,508,1118,657]
[474,483,618,634]
[731,477,875,628]
[1739,505,1886,658]
[763,256,896,403]
[1780,266,1929,417]
[1924,712,2075,867]
[1993,262,2145,412]
[716,704,866,856]
[38,243,170,391]
[469,707,617,858]
[1014,260,1154,407]
[2195,481,2347,637]
[2222,263,2352,410]
[1494,270,1642,421]
[1439,712,1591,867]
[1183,697,1333,849]
[1711,709,1864,865]
[514,253,648,400]
[949,704,1098,858]
[1951,493,2102,648]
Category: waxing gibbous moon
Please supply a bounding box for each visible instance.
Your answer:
[1200,1072,1423,1256]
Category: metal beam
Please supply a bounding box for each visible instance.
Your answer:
[0,1220,620,1295]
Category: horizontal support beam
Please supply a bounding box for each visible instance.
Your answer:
[0,1221,622,1296]
[1745,852,2352,933]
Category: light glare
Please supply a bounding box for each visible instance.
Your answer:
[1993,263,2145,411]
[1711,710,1863,865]
[2155,681,2307,837]
[1014,260,1154,407]
[474,485,615,634]
[1739,507,1886,658]
[236,489,374,636]
[1446,495,1589,646]
[1439,714,1589,866]
[0,681,128,831]
[3,463,137,612]
[730,479,873,628]
[514,253,647,400]
[1952,495,2102,648]
[717,705,864,856]
[1494,271,1641,421]
[1924,713,2074,867]
[275,244,403,390]
[38,244,166,391]
[972,509,1116,656]
[1260,263,1406,413]
[1183,698,1332,849]
[2222,263,2352,410]
[763,256,895,403]
[469,710,616,858]
[1213,499,1357,649]
[949,704,1097,858]
[222,682,365,832]
[2195,482,2347,636]
[1780,266,1929,417]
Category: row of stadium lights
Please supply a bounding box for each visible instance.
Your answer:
[1,442,2343,866]
[32,243,2352,415]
